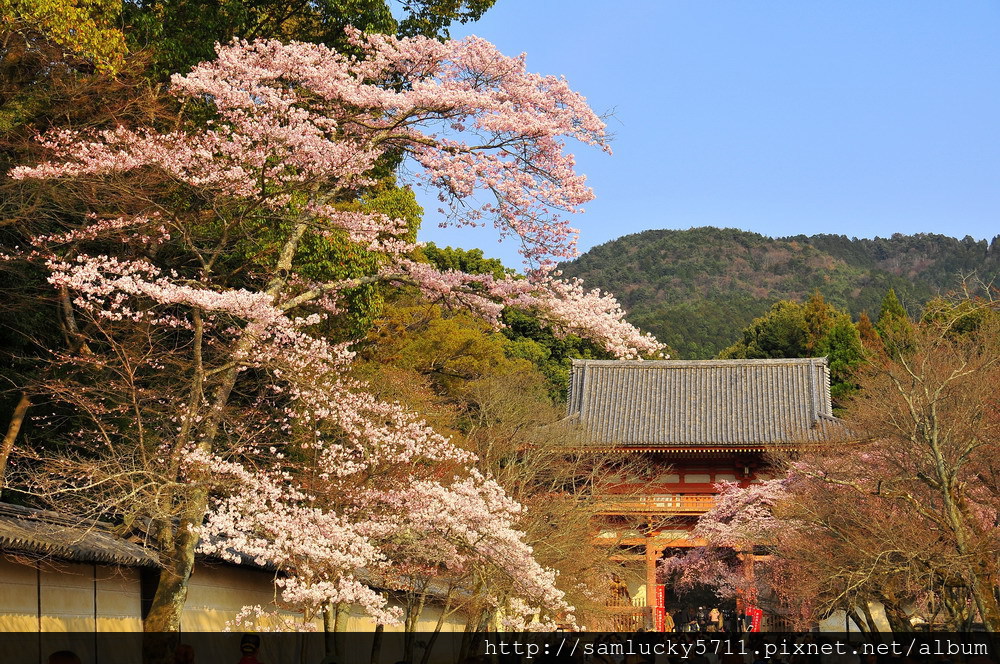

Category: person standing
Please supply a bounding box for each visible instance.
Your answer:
[663,606,675,632]
[237,634,265,664]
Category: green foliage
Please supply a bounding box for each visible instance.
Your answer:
[499,308,614,402]
[396,0,497,37]
[220,181,422,340]
[397,312,511,384]
[123,0,498,77]
[360,300,549,409]
[718,301,808,359]
[1,0,126,72]
[876,288,907,330]
[802,291,834,352]
[719,295,864,406]
[419,243,511,280]
[630,296,755,360]
[874,288,916,358]
[816,314,864,402]
[560,227,1000,359]
[920,296,1000,339]
[417,243,618,400]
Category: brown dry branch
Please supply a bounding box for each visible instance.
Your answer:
[765,297,1000,632]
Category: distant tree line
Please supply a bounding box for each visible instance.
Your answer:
[561,227,1000,359]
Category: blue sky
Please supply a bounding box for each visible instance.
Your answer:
[414,1,1000,268]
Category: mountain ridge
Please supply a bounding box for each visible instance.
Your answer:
[559,227,1000,358]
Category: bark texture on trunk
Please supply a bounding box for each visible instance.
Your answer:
[143,514,202,632]
[0,392,30,489]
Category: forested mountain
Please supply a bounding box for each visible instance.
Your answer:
[559,227,1000,358]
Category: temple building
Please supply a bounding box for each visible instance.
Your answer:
[567,357,847,627]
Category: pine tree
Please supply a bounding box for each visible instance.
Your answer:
[875,289,915,357]
[803,290,835,353]
[876,288,908,333]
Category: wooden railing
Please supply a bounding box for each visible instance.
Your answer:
[762,614,797,632]
[595,493,717,515]
[597,599,652,631]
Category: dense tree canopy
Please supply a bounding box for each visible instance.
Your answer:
[124,0,498,76]
[560,227,1000,358]
[1,0,126,72]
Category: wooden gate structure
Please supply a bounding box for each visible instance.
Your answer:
[567,358,847,628]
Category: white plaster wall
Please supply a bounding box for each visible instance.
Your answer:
[819,604,891,632]
[0,555,468,664]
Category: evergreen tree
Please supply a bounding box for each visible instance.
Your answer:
[421,243,511,280]
[816,314,865,403]
[124,0,499,78]
[718,301,809,359]
[720,299,865,407]
[875,288,915,357]
[876,288,908,334]
[856,312,880,349]
[803,291,836,353]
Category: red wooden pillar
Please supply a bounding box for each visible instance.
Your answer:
[645,540,657,608]
[645,538,663,630]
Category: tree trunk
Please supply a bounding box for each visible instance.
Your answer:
[112,225,309,660]
[142,484,209,664]
[370,623,384,664]
[334,603,347,656]
[0,392,30,489]
[139,322,252,646]
[143,561,194,632]
[861,602,881,636]
[143,511,203,632]
[847,607,869,634]
[419,590,452,664]
[459,619,476,663]
[404,588,427,664]
[968,568,1000,632]
[141,518,201,664]
[324,604,336,659]
[882,600,911,634]
[941,587,968,630]
[142,633,180,664]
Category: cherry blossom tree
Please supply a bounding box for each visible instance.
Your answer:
[354,304,653,639]
[5,30,662,648]
[658,480,788,609]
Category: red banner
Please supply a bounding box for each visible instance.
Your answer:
[653,584,666,631]
[747,605,764,632]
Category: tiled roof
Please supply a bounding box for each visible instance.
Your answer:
[0,503,159,567]
[0,503,276,571]
[567,358,846,446]
[0,503,460,600]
